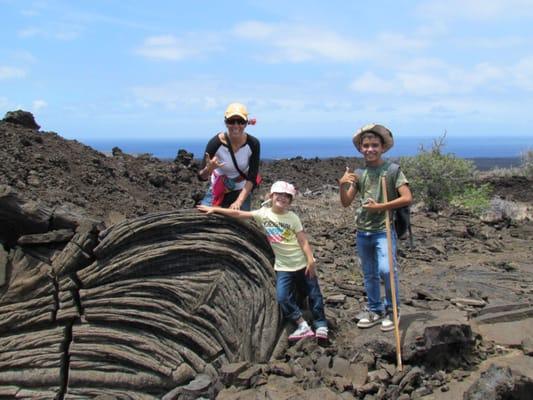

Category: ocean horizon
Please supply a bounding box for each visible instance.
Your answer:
[83,136,531,161]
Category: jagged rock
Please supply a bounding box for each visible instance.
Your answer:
[269,362,293,377]
[464,364,519,399]
[326,294,346,304]
[399,366,423,390]
[522,337,533,356]
[0,246,7,286]
[2,110,40,130]
[0,209,281,398]
[451,297,487,307]
[0,185,52,243]
[368,368,390,383]
[220,361,249,385]
[402,310,475,369]
[473,307,533,324]
[17,229,75,245]
[236,365,263,387]
[175,149,194,166]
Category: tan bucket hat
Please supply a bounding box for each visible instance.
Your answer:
[352,123,394,153]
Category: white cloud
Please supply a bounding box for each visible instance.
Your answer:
[397,72,451,95]
[131,80,225,109]
[512,56,533,90]
[456,36,526,49]
[233,21,433,64]
[18,25,81,40]
[32,99,48,110]
[233,21,275,39]
[135,34,223,61]
[11,50,36,63]
[350,72,395,93]
[350,59,512,96]
[376,33,428,50]
[233,21,370,63]
[0,66,26,79]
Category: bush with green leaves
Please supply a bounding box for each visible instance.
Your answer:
[398,135,478,212]
[450,183,492,216]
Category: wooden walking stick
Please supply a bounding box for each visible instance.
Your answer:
[381,176,403,371]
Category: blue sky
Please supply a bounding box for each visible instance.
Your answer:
[1,0,533,142]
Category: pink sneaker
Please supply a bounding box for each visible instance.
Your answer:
[288,325,314,341]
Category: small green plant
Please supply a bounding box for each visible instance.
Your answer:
[520,149,533,178]
[399,133,477,212]
[450,183,492,216]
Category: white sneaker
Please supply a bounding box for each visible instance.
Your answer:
[357,311,384,328]
[315,326,329,341]
[381,312,400,332]
[288,323,314,341]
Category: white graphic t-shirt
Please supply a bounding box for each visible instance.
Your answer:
[251,207,307,272]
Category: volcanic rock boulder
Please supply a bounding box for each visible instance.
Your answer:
[0,196,281,399]
[2,110,40,130]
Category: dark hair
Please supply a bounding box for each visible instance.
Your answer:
[360,131,384,145]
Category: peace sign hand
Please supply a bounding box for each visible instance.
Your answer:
[204,152,225,172]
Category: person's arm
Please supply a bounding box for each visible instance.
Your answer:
[197,205,254,219]
[296,230,316,278]
[363,183,412,212]
[230,180,254,210]
[198,136,225,180]
[339,167,358,207]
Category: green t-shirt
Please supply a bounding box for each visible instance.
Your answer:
[355,161,408,233]
[251,207,307,272]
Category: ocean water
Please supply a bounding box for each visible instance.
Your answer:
[85,136,531,160]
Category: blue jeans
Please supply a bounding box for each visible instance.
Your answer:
[276,269,327,329]
[356,231,400,314]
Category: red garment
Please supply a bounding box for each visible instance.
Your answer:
[211,174,227,206]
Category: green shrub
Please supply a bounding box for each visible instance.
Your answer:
[450,183,492,216]
[520,149,533,178]
[398,134,477,212]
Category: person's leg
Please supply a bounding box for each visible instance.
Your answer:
[301,270,327,329]
[356,232,383,313]
[376,232,400,312]
[276,271,303,322]
[240,192,252,211]
[200,185,214,206]
[277,271,314,340]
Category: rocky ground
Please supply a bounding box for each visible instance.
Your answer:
[1,111,532,399]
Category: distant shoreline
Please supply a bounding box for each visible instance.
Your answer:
[465,157,522,171]
[165,154,521,171]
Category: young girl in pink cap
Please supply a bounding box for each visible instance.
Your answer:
[198,181,328,342]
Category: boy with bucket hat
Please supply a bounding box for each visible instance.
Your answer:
[339,124,412,331]
[198,181,328,342]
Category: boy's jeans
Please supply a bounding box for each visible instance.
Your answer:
[276,269,327,329]
[356,231,400,314]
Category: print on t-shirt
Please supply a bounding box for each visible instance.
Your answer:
[263,220,293,243]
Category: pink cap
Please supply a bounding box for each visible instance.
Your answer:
[270,181,296,197]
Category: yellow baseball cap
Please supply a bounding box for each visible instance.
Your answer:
[224,103,248,121]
